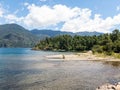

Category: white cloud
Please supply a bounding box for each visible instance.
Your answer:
[39,0,47,2]
[23,4,81,28]
[24,2,29,6]
[62,12,120,33]
[0,6,4,17]
[22,4,120,33]
[0,3,24,24]
[0,9,3,17]
[117,6,120,11]
[5,14,23,23]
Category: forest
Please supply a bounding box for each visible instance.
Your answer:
[34,29,120,56]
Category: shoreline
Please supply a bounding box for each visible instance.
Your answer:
[46,51,120,62]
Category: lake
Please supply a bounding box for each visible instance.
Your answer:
[0,48,120,90]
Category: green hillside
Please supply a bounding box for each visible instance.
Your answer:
[0,24,39,47]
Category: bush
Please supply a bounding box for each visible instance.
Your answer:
[92,45,103,53]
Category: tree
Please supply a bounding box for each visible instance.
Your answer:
[33,29,120,54]
[111,29,120,42]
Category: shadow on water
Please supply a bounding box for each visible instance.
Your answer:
[103,61,120,67]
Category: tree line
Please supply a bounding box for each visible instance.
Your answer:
[34,29,120,55]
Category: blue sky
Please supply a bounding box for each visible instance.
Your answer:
[0,0,120,33]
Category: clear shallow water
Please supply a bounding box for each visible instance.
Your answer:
[0,48,120,90]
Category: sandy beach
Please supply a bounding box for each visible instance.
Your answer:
[46,51,120,61]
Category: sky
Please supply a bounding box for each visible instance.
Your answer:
[0,0,120,33]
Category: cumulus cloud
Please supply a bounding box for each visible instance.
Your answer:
[116,6,120,11]
[5,14,23,23]
[23,4,80,28]
[39,0,47,2]
[62,13,120,33]
[22,4,120,33]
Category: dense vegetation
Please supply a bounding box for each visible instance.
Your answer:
[34,29,120,55]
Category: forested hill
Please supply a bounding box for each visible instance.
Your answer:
[34,29,120,55]
[0,24,39,47]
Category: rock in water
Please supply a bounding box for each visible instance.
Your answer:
[96,82,120,90]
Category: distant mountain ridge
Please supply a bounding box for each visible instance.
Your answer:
[0,23,103,47]
[31,29,103,37]
[31,29,73,37]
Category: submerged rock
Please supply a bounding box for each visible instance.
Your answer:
[96,82,120,90]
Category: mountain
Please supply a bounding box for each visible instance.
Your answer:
[31,29,73,38]
[31,29,103,37]
[0,23,103,48]
[0,24,39,47]
[76,31,103,36]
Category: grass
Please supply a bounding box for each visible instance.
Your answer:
[94,52,120,59]
[112,53,120,59]
[93,52,108,58]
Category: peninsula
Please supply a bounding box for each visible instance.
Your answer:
[34,29,120,61]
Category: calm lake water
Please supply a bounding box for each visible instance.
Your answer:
[0,48,120,90]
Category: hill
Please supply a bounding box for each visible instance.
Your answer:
[0,24,39,47]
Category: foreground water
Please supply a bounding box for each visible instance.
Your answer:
[0,48,120,90]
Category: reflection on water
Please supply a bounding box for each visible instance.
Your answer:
[0,48,120,90]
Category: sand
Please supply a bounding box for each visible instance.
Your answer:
[46,51,120,61]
